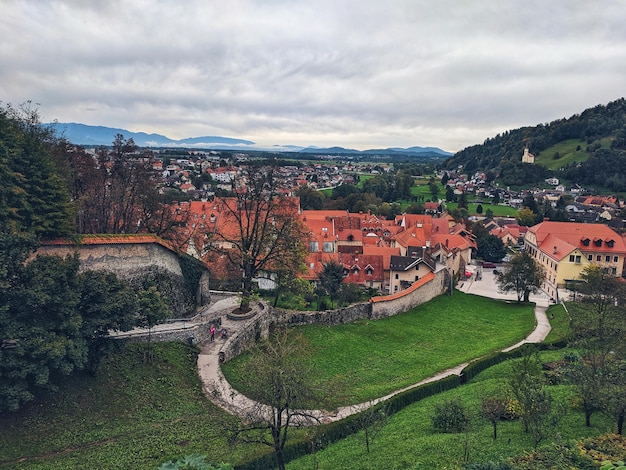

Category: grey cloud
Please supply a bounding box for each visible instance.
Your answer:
[1,0,625,151]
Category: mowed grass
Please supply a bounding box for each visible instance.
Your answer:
[0,342,251,470]
[535,137,613,170]
[222,291,536,407]
[286,348,615,470]
[445,202,518,217]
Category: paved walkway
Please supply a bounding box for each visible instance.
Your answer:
[196,274,552,423]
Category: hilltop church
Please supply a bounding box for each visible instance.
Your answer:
[521,147,535,164]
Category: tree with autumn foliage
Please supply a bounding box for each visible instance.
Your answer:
[205,163,310,312]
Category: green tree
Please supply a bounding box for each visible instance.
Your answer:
[485,208,494,219]
[137,286,170,362]
[318,259,345,309]
[516,207,537,227]
[568,265,626,431]
[445,186,456,202]
[428,179,439,201]
[496,251,545,302]
[0,103,74,238]
[476,204,483,214]
[509,347,563,448]
[78,270,139,373]
[457,191,469,209]
[476,233,507,263]
[296,186,326,210]
[0,254,85,411]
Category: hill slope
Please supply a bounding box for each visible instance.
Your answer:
[443,98,626,188]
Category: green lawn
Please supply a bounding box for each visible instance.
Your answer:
[543,302,571,344]
[445,202,518,217]
[0,342,252,470]
[286,347,616,469]
[222,291,536,407]
[535,137,613,170]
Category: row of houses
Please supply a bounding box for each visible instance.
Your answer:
[174,199,476,295]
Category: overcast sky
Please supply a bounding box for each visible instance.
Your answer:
[2,0,625,152]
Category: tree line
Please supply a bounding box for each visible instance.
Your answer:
[443,98,626,188]
[0,104,170,412]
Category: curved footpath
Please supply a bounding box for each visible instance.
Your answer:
[197,271,552,423]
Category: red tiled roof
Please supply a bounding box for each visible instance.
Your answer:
[529,221,626,253]
[41,234,178,255]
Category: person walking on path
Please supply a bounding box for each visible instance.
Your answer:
[210,325,216,342]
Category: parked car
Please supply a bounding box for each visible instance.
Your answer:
[481,261,496,268]
[493,269,501,275]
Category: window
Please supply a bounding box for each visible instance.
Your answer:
[607,240,615,248]
[575,255,581,263]
[309,241,319,252]
[394,285,398,292]
[612,267,617,275]
[395,274,399,280]
[605,255,611,262]
[596,255,601,262]
[366,267,373,275]
[414,275,420,281]
[569,255,575,262]
[588,254,593,261]
[322,242,334,253]
[581,238,590,246]
[614,256,619,263]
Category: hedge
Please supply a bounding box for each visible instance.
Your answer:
[235,341,569,469]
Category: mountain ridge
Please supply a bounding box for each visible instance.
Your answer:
[46,122,453,156]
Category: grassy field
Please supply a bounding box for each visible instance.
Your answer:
[286,347,616,469]
[0,342,252,470]
[222,291,536,407]
[543,302,571,344]
[535,137,613,170]
[445,201,518,217]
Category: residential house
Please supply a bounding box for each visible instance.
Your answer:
[389,246,437,293]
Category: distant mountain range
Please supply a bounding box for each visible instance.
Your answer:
[46,122,453,157]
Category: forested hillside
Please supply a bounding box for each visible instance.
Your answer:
[444,98,626,190]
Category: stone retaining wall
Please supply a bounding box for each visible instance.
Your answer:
[123,322,216,345]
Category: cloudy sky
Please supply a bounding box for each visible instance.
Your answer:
[2,0,625,152]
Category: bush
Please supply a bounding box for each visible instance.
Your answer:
[465,462,514,470]
[431,397,471,433]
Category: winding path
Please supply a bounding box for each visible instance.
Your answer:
[196,274,551,422]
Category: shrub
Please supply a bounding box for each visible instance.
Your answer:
[431,397,471,433]
[465,462,514,470]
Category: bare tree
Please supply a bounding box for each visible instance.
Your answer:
[228,330,325,470]
[205,164,309,312]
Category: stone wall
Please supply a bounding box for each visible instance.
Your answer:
[370,269,448,318]
[37,241,184,278]
[36,238,209,316]
[270,302,372,327]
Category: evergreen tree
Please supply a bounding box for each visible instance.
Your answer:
[0,103,74,239]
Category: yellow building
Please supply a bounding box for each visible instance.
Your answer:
[524,221,626,300]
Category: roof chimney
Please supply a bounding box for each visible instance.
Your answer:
[553,246,557,254]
